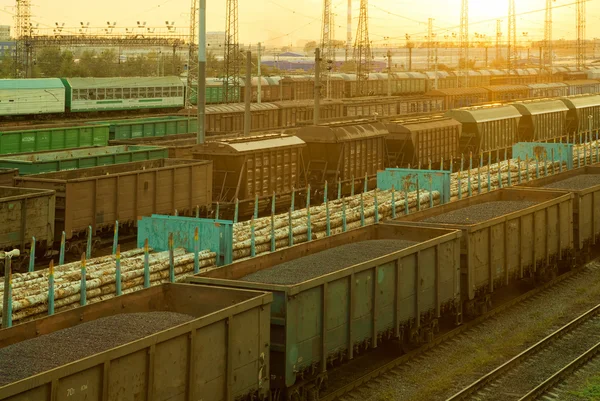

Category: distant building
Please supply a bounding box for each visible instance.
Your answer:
[206,31,225,52]
[0,26,10,42]
[0,41,16,59]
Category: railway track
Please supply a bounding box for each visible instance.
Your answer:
[318,261,594,401]
[445,303,600,401]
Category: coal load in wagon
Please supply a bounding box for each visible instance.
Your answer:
[422,201,538,224]
[0,312,193,386]
[541,174,600,191]
[240,239,417,285]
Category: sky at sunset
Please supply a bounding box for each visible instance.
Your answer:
[0,0,597,47]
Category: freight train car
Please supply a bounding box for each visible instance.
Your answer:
[0,78,65,117]
[0,167,17,186]
[425,88,489,109]
[388,188,573,314]
[0,283,273,401]
[515,166,600,260]
[385,115,461,168]
[445,104,522,158]
[484,85,530,102]
[187,223,462,399]
[527,83,569,98]
[560,94,600,135]
[192,134,306,218]
[0,187,55,261]
[511,99,570,142]
[292,121,389,194]
[61,76,185,113]
[14,159,213,250]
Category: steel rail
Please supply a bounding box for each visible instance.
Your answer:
[445,303,600,401]
[319,263,586,401]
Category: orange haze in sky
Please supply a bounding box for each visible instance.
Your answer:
[0,0,596,47]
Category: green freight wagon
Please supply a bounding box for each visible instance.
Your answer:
[188,223,462,396]
[88,116,198,140]
[0,145,167,175]
[0,123,109,155]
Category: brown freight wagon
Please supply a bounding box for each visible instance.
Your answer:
[292,121,389,196]
[397,95,446,115]
[343,96,399,118]
[425,87,489,109]
[274,100,344,127]
[484,84,530,102]
[0,167,17,186]
[180,103,281,132]
[14,159,213,242]
[385,115,461,168]
[0,283,272,401]
[193,134,306,218]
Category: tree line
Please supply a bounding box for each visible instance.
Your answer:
[0,47,283,79]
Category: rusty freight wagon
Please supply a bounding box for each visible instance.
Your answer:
[385,115,461,168]
[387,188,573,315]
[0,187,55,267]
[182,103,281,132]
[14,159,213,246]
[187,223,462,399]
[425,87,489,109]
[274,100,344,128]
[397,95,445,115]
[446,104,522,160]
[484,85,530,102]
[0,168,17,186]
[192,134,306,218]
[292,121,389,196]
[0,283,272,401]
[342,96,398,118]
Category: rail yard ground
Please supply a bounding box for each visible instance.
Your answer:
[346,260,600,401]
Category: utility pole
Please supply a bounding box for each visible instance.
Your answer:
[321,0,334,99]
[197,0,206,144]
[576,0,586,69]
[496,19,502,66]
[224,0,240,103]
[387,49,392,97]
[244,51,251,136]
[427,18,434,70]
[14,0,32,78]
[459,0,468,87]
[346,0,352,62]
[257,42,262,103]
[544,0,553,70]
[508,0,517,71]
[353,0,371,96]
[314,48,321,125]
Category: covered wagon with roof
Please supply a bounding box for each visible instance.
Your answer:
[192,133,306,218]
[445,104,522,160]
[385,115,461,169]
[292,121,389,198]
[0,78,65,117]
[511,99,569,142]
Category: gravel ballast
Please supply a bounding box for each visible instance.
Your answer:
[422,201,538,224]
[240,240,417,285]
[541,174,600,191]
[0,312,194,386]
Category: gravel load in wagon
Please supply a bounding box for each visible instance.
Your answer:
[422,201,538,225]
[0,312,193,386]
[240,239,417,285]
[541,174,600,191]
